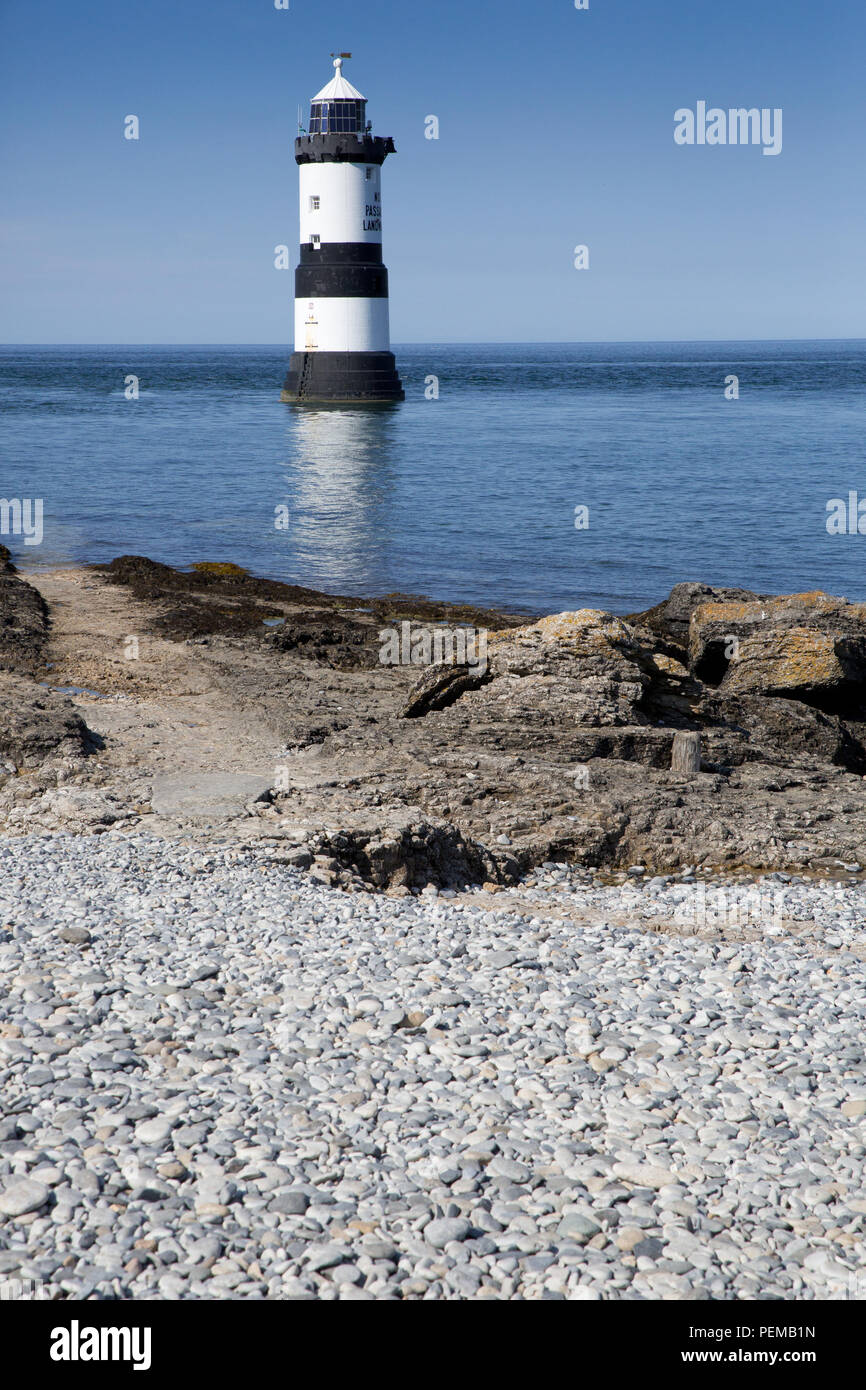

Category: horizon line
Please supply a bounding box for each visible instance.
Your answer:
[1,336,864,349]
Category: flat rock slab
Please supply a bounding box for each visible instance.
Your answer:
[0,1178,51,1217]
[150,773,272,819]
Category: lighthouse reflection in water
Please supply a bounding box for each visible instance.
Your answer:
[280,406,400,596]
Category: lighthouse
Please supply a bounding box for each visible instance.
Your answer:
[281,56,404,405]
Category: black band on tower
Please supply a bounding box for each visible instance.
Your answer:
[299,243,383,265]
[295,134,395,166]
[295,264,389,299]
[281,351,405,405]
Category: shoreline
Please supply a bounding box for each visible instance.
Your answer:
[3,550,866,885]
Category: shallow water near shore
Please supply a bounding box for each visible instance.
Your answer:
[2,341,865,614]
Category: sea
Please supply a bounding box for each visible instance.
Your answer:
[1,341,864,616]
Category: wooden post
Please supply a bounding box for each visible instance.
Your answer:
[671,731,701,776]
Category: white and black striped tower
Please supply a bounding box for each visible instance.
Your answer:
[281,55,404,405]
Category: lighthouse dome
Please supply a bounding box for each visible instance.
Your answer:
[309,57,367,136]
[312,58,366,104]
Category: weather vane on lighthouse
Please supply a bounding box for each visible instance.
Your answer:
[281,54,403,404]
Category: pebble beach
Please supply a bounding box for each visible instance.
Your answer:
[2,832,865,1301]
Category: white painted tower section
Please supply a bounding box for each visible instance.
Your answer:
[295,297,391,353]
[299,163,383,247]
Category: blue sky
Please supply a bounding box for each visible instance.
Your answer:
[0,0,863,343]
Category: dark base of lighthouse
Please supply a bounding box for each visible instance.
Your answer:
[281,351,404,405]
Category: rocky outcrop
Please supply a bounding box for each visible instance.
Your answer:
[402,663,491,717]
[683,586,866,700]
[0,545,50,675]
[628,582,766,661]
[95,555,525,662]
[10,556,866,882]
[0,674,98,769]
[313,817,519,891]
[0,552,99,775]
[384,593,866,875]
[684,594,866,716]
[722,628,866,709]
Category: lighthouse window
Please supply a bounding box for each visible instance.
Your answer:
[366,167,373,180]
[309,196,320,210]
[310,234,321,249]
[309,100,366,135]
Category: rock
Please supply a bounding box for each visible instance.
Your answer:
[699,691,862,772]
[487,1157,531,1183]
[307,1244,349,1272]
[402,661,491,718]
[841,1099,866,1119]
[611,1162,679,1190]
[557,1213,602,1244]
[190,963,219,982]
[689,592,866,713]
[629,582,764,657]
[424,1217,472,1248]
[723,628,866,709]
[802,1249,854,1285]
[615,1225,648,1253]
[157,1273,189,1298]
[0,1179,51,1217]
[0,674,98,767]
[281,848,313,869]
[157,1160,187,1180]
[150,773,274,820]
[134,1118,174,1147]
[269,1190,309,1216]
[58,926,91,945]
[632,1236,665,1260]
[40,788,119,827]
[361,1239,399,1262]
[0,546,51,675]
[312,817,511,892]
[486,609,652,727]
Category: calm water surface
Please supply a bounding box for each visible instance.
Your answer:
[1,342,864,614]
